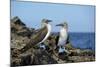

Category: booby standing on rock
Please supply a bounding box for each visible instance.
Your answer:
[38,19,52,49]
[56,22,69,54]
[20,19,52,53]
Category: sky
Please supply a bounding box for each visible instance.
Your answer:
[11,1,95,32]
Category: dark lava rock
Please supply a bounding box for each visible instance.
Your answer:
[32,49,57,65]
[11,16,26,26]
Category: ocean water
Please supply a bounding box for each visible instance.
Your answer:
[69,32,95,50]
[53,32,95,50]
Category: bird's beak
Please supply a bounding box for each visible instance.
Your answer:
[47,20,52,22]
[56,24,63,26]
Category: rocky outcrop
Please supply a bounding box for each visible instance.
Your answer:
[11,16,95,67]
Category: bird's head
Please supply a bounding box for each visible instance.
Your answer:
[56,22,68,28]
[41,19,52,27]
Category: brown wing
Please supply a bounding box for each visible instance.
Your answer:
[20,26,48,53]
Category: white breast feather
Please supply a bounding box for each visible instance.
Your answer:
[41,24,51,43]
[58,28,68,46]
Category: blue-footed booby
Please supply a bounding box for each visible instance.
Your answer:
[56,22,69,53]
[38,19,52,49]
[20,19,52,53]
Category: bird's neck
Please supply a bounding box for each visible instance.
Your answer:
[46,24,51,32]
[61,27,68,32]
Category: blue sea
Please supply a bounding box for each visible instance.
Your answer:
[69,32,95,50]
[53,32,95,50]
